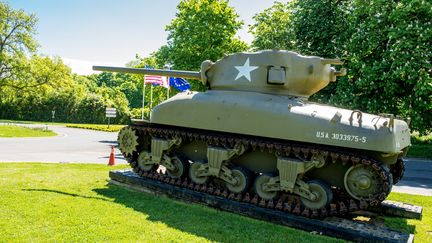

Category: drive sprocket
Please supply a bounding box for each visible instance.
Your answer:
[118,126,139,156]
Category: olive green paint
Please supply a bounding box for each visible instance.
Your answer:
[94,50,410,165]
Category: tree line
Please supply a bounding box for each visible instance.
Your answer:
[0,0,430,133]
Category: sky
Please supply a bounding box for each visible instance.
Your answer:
[8,0,289,75]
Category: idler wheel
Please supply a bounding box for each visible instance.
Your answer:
[226,167,252,194]
[167,156,189,179]
[189,161,209,184]
[254,174,279,200]
[300,180,333,210]
[344,164,387,200]
[118,126,138,156]
[390,158,405,184]
[137,151,159,172]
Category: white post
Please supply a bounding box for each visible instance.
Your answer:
[167,82,170,99]
[165,64,172,100]
[150,85,153,110]
[141,78,146,120]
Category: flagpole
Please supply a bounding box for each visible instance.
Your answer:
[167,81,170,99]
[150,85,153,110]
[165,64,172,100]
[141,78,146,120]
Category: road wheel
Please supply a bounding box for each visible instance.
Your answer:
[254,173,279,200]
[189,161,209,184]
[226,166,252,194]
[167,156,189,179]
[137,151,159,172]
[300,180,333,210]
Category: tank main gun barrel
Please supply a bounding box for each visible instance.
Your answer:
[92,66,202,80]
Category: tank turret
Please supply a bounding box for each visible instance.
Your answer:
[93,50,346,98]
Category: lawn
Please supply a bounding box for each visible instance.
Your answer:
[65,124,124,132]
[408,145,431,160]
[384,193,432,243]
[0,125,56,137]
[0,163,430,242]
[0,163,342,242]
[0,119,125,132]
[409,132,432,159]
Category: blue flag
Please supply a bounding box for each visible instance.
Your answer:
[169,77,191,91]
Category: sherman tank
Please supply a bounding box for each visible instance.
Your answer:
[94,50,410,214]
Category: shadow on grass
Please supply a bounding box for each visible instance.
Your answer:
[23,188,111,202]
[93,183,314,242]
[93,183,419,242]
[379,216,417,236]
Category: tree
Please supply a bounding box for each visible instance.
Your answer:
[249,1,296,51]
[291,0,352,103]
[291,0,351,58]
[164,0,248,90]
[249,1,351,103]
[332,0,432,133]
[0,2,38,89]
[249,0,431,133]
[0,55,74,104]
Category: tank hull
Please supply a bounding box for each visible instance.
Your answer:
[150,91,410,163]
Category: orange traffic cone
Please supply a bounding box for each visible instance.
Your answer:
[108,145,116,166]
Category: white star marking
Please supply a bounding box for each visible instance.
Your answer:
[235,58,259,82]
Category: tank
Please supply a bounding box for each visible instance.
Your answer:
[94,50,410,212]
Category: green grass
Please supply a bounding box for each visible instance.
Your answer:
[0,119,125,132]
[384,193,432,242]
[408,145,432,159]
[0,163,341,242]
[0,119,72,126]
[66,124,124,132]
[0,125,56,137]
[408,132,432,159]
[1,163,431,242]
[411,132,432,145]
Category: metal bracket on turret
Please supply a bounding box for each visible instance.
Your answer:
[150,137,182,170]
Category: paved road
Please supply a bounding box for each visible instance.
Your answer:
[392,158,432,196]
[0,124,127,164]
[0,123,430,195]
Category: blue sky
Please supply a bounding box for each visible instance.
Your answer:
[8,0,288,74]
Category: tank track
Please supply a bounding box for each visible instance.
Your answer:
[123,124,393,218]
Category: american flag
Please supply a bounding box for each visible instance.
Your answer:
[144,75,169,88]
